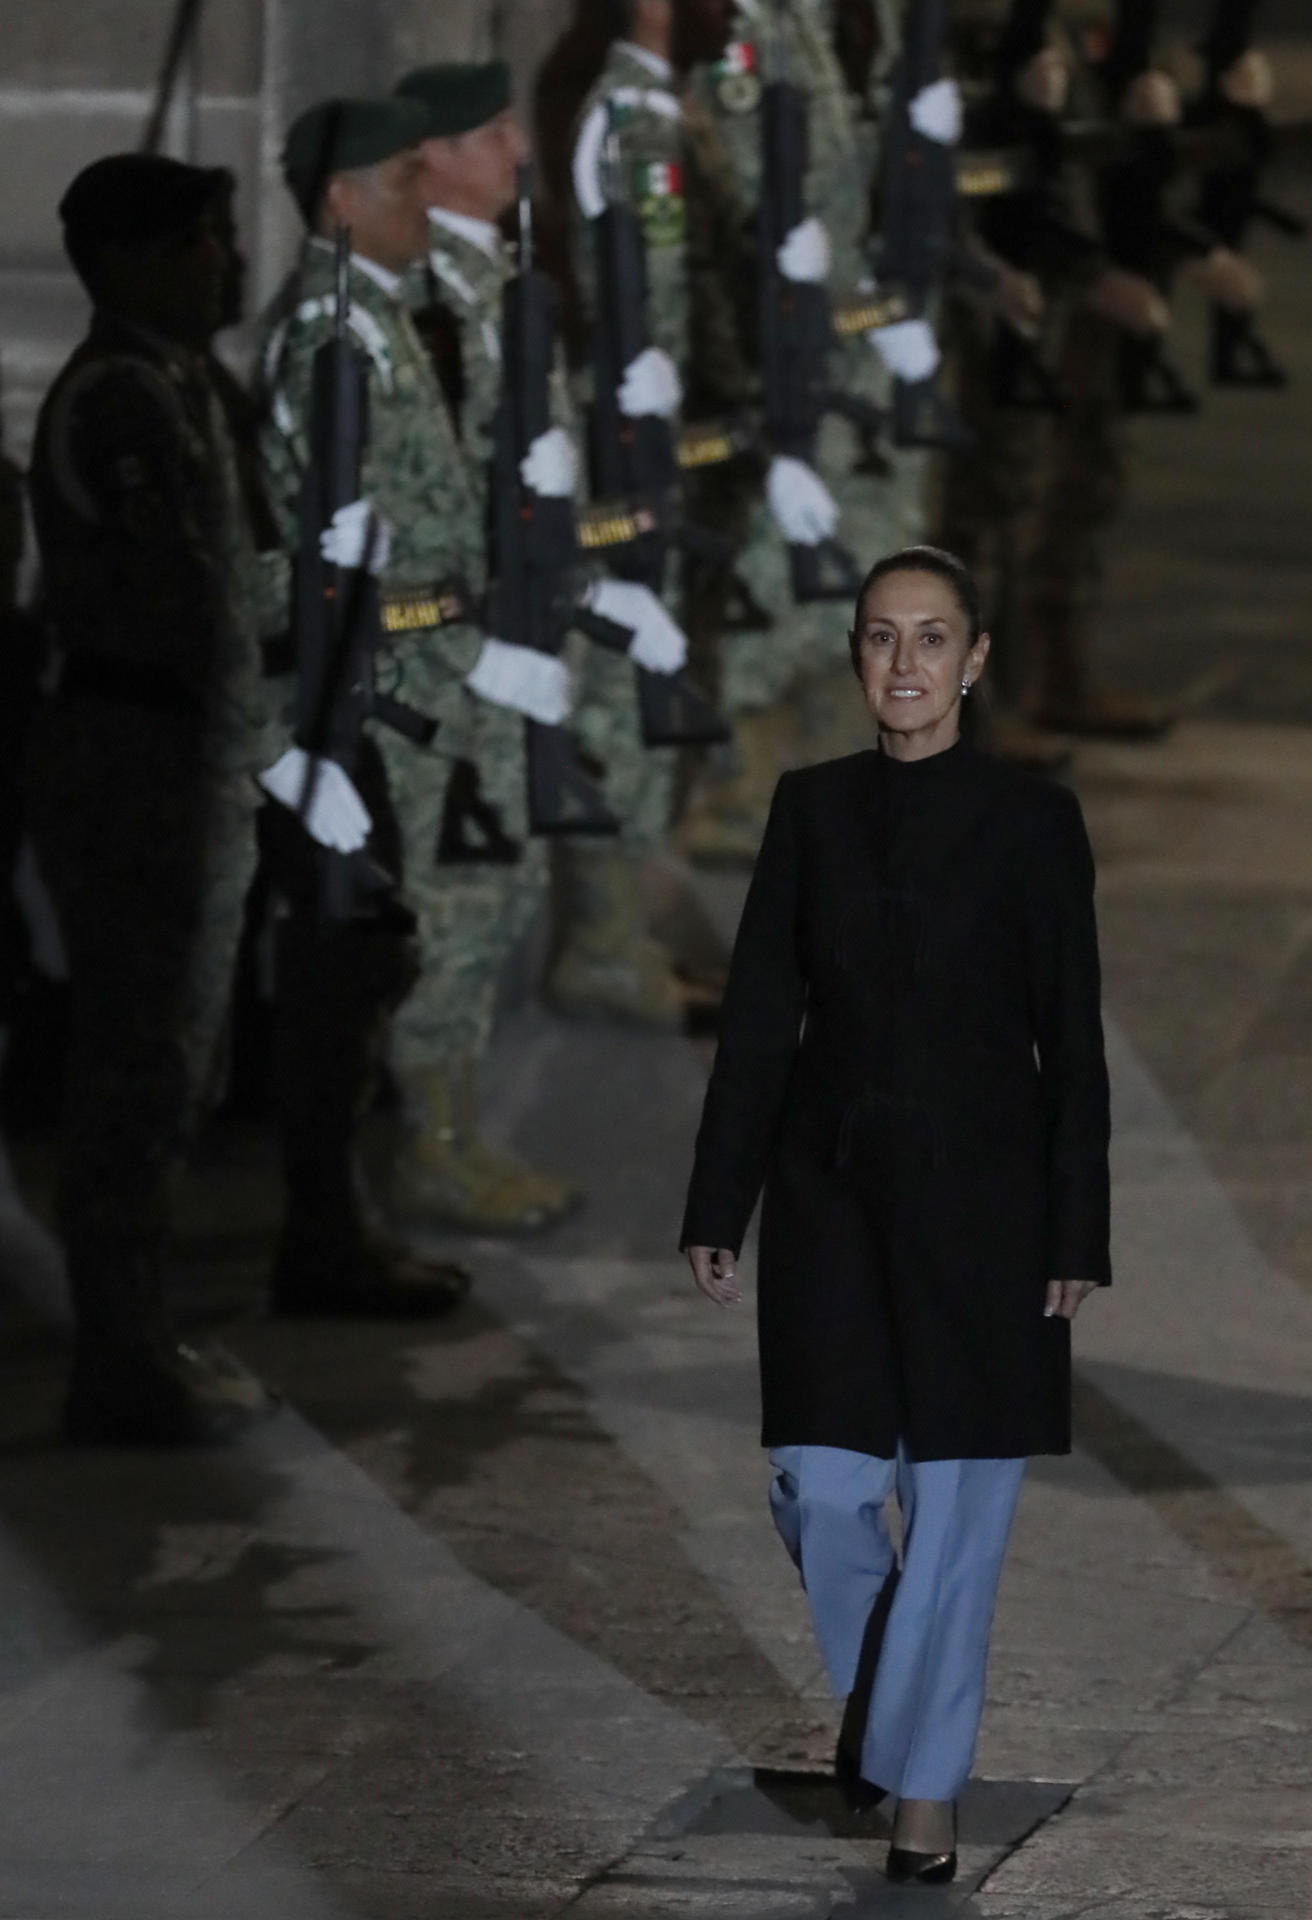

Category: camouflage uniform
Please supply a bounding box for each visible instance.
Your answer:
[411,213,689,1029]
[415,218,666,848]
[689,0,926,715]
[28,310,280,1429]
[567,43,685,838]
[260,241,576,1227]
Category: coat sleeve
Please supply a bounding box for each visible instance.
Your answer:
[680,773,807,1254]
[1024,785,1112,1284]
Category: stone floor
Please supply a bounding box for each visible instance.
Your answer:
[1,145,1311,1920]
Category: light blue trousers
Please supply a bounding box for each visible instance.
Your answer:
[769,1444,1025,1800]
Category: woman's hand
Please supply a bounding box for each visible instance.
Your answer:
[687,1245,742,1307]
[1045,1280,1099,1321]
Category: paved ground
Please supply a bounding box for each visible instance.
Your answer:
[1,154,1311,1920]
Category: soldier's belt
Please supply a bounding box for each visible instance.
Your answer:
[955,149,1035,198]
[832,291,911,337]
[676,419,755,469]
[380,577,475,635]
[575,501,660,552]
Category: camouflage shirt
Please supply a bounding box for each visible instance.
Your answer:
[29,310,277,774]
[570,40,691,370]
[257,240,487,719]
[690,0,874,298]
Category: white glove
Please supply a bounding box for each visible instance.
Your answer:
[909,78,963,146]
[766,455,839,546]
[617,345,683,419]
[465,638,572,726]
[584,578,688,674]
[776,215,831,285]
[257,748,371,853]
[319,499,392,575]
[519,425,579,499]
[869,317,942,383]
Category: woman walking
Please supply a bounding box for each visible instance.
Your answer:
[681,546,1110,1883]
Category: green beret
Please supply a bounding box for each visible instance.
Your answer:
[394,61,512,139]
[59,154,233,251]
[282,95,432,219]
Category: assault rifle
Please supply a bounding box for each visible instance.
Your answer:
[291,226,437,917]
[586,133,730,744]
[489,170,620,836]
[756,0,884,599]
[1195,0,1302,387]
[873,0,973,451]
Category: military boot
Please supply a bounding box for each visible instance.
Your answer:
[545,845,684,1030]
[273,1150,472,1318]
[677,702,795,867]
[392,1060,582,1236]
[796,664,876,767]
[270,916,471,1317]
[63,1246,277,1447]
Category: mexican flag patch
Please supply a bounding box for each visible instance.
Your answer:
[713,40,761,114]
[633,158,686,248]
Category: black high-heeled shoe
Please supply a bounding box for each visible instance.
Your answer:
[886,1801,957,1884]
[885,1843,958,1885]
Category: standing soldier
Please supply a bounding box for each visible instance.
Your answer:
[395,61,700,1031]
[261,98,580,1237]
[28,156,289,1442]
[944,0,1243,742]
[544,0,844,867]
[687,0,969,787]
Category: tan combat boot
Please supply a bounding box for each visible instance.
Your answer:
[545,845,683,1030]
[677,702,795,866]
[393,1061,581,1235]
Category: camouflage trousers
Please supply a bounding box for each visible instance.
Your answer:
[378,690,547,1076]
[703,354,929,717]
[29,701,259,1270]
[939,302,1128,702]
[683,458,821,719]
[1026,306,1128,650]
[808,340,930,676]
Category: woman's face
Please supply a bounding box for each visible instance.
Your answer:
[853,569,990,756]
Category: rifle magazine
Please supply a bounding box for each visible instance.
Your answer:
[635,667,730,749]
[788,536,864,606]
[437,758,522,866]
[526,721,621,838]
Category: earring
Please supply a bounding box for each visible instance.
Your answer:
[960,677,971,697]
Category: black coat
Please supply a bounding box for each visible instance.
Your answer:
[680,741,1111,1461]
